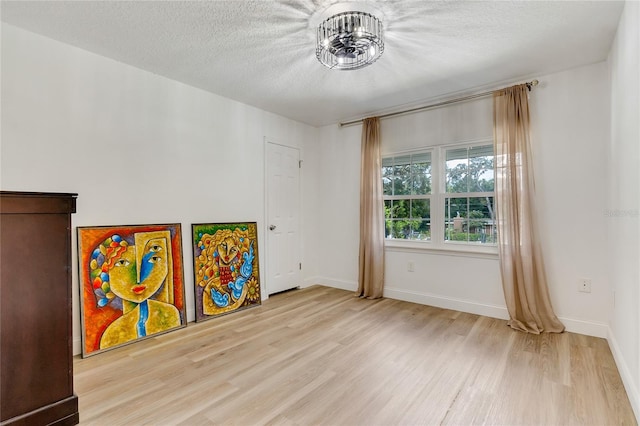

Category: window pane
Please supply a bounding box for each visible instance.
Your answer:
[446,145,495,193]
[382,164,393,195]
[444,197,469,242]
[383,197,431,241]
[385,219,394,238]
[410,220,431,241]
[393,199,410,218]
[382,157,394,168]
[445,147,469,161]
[386,219,411,239]
[467,196,496,244]
[384,200,393,219]
[382,152,432,196]
[410,199,430,219]
[411,171,431,195]
[446,154,468,193]
[444,196,496,244]
[386,219,412,239]
[469,145,494,192]
[411,152,431,195]
[394,155,412,166]
[393,155,412,196]
[411,152,431,174]
[412,152,430,164]
[384,147,494,246]
[468,145,493,157]
[394,176,411,195]
[445,197,468,219]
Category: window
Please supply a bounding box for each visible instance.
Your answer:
[383,152,431,240]
[444,145,496,244]
[382,142,496,248]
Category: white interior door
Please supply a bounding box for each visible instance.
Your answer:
[266,142,301,295]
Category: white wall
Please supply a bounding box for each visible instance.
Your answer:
[0,24,318,355]
[301,131,322,282]
[303,123,362,290]
[379,98,505,319]
[312,61,613,337]
[606,1,640,419]
[529,62,612,335]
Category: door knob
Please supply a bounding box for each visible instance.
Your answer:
[269,225,276,231]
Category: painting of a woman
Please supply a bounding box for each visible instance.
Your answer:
[192,222,261,322]
[79,225,186,356]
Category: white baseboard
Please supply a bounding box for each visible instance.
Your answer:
[608,327,640,421]
[306,279,509,320]
[384,286,510,320]
[558,316,608,338]
[306,276,358,292]
[385,287,608,338]
[301,275,321,288]
[310,279,608,338]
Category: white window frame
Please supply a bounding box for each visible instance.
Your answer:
[383,139,498,257]
[383,149,434,242]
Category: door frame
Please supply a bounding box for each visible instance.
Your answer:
[263,137,302,297]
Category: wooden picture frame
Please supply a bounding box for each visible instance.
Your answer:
[78,223,186,357]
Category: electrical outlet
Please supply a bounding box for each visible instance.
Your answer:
[407,261,415,272]
[579,278,592,293]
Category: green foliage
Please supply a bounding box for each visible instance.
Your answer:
[385,198,431,240]
[445,230,496,243]
[446,154,494,193]
[383,155,432,196]
[383,147,497,244]
[385,220,430,240]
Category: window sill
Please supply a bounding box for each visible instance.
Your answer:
[384,239,499,259]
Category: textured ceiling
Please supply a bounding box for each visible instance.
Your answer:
[1,1,624,127]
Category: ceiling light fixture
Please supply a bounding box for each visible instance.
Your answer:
[316,11,384,70]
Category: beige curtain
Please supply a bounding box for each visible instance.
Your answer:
[357,117,384,299]
[493,84,564,333]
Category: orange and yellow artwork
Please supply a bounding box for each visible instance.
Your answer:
[78,224,186,357]
[192,222,261,322]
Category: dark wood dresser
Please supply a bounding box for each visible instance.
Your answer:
[1,191,79,426]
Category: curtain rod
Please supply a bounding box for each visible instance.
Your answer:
[339,79,539,127]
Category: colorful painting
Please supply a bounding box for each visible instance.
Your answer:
[78,224,186,357]
[192,222,261,322]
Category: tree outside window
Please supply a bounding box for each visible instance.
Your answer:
[444,145,495,244]
[382,143,496,247]
[383,153,431,240]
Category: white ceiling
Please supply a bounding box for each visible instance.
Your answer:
[1,0,624,127]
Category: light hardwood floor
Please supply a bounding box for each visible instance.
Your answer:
[74,285,636,425]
